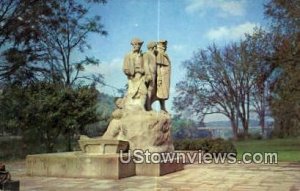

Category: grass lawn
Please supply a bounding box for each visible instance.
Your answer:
[234,137,300,162]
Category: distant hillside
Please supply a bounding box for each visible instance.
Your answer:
[85,93,116,137]
[205,119,261,128]
[97,93,116,117]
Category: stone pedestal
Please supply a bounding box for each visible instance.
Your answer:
[26,151,185,179]
[136,159,184,176]
[26,106,184,179]
[78,138,129,154]
[26,152,135,179]
[26,138,185,179]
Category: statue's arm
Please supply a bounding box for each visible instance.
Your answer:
[156,53,170,66]
[123,54,131,76]
[143,54,152,82]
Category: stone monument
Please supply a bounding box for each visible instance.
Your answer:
[98,38,174,152]
[26,38,183,179]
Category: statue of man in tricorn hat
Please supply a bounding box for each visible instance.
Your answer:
[122,38,148,110]
[143,41,158,110]
[122,38,171,112]
[153,40,171,112]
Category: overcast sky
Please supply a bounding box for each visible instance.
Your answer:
[80,0,268,121]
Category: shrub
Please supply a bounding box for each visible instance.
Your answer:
[250,132,263,140]
[0,136,25,160]
[207,138,237,153]
[173,139,191,150]
[174,138,237,154]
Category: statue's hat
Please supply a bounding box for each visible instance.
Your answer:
[147,41,157,49]
[131,38,144,45]
[157,40,168,45]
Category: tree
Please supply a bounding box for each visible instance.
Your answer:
[264,0,300,36]
[223,42,255,137]
[0,0,109,152]
[0,84,25,135]
[243,28,277,134]
[264,0,300,136]
[36,0,107,87]
[0,0,107,86]
[0,0,57,82]
[0,82,100,152]
[174,0,299,140]
[269,36,300,136]
[0,0,51,48]
[173,38,273,139]
[174,44,236,139]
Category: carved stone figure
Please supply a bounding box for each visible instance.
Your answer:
[143,41,157,110]
[101,95,174,152]
[154,40,171,112]
[102,98,126,140]
[79,38,174,153]
[122,38,148,110]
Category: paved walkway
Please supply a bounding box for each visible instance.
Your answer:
[5,161,300,191]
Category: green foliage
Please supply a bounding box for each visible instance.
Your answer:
[172,117,197,138]
[0,82,100,152]
[0,0,107,87]
[264,0,300,137]
[173,139,191,150]
[0,137,24,160]
[0,0,109,153]
[174,138,237,154]
[0,135,80,160]
[269,40,300,136]
[171,117,211,139]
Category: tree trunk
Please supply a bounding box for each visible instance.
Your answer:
[46,141,54,153]
[260,111,265,134]
[67,130,72,151]
[242,119,249,139]
[230,118,238,140]
[246,87,250,139]
[260,86,266,135]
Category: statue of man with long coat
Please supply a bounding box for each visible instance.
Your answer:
[156,40,171,112]
[122,38,148,110]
